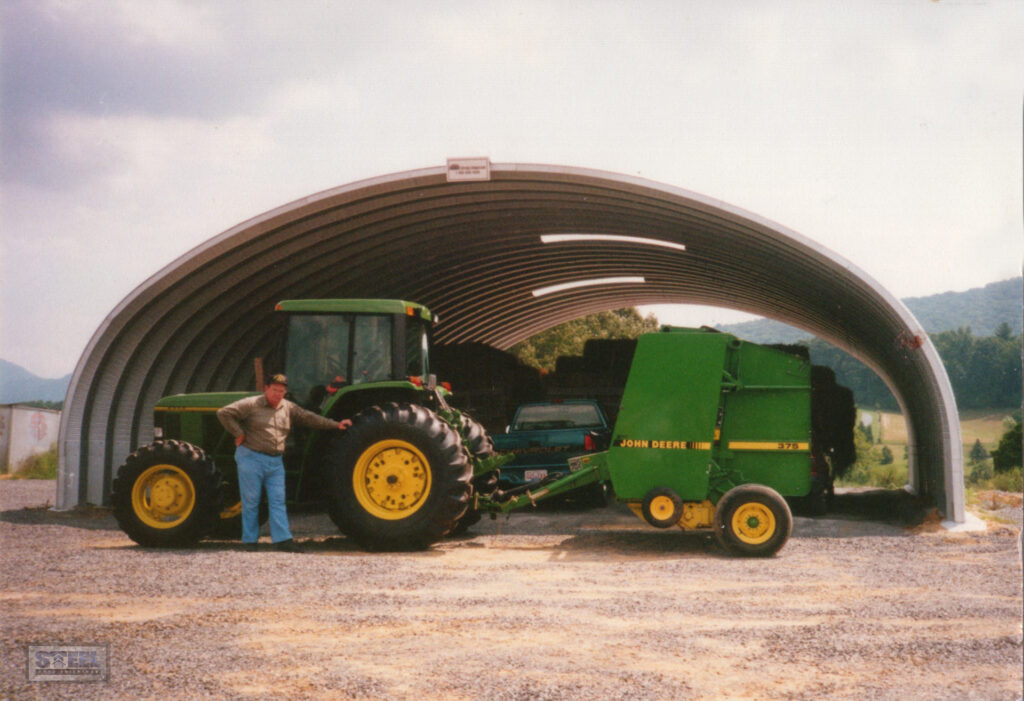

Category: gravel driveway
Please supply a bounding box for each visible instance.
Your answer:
[1,480,1021,700]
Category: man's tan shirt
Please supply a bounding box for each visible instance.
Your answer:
[217,394,338,456]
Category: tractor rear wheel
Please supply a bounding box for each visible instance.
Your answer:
[325,403,472,550]
[111,440,221,547]
[713,484,792,557]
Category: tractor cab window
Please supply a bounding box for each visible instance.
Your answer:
[286,314,352,407]
[352,315,393,384]
[405,317,430,378]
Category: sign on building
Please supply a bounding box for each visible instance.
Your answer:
[446,157,491,182]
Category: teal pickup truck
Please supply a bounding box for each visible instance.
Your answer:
[491,400,613,503]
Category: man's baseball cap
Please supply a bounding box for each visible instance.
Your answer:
[267,373,288,386]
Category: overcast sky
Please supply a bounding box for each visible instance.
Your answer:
[1,0,1021,378]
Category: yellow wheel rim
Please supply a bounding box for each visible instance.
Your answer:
[131,464,196,529]
[731,502,776,545]
[220,501,242,520]
[353,439,432,520]
[649,495,677,522]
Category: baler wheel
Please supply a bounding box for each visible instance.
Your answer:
[713,484,792,557]
[641,487,683,528]
[325,402,472,550]
[111,440,222,547]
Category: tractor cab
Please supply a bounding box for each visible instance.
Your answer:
[274,299,435,410]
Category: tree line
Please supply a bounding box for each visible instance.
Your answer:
[808,323,1022,411]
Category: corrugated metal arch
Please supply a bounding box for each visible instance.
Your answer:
[57,163,964,522]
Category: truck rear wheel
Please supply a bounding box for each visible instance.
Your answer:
[713,484,792,557]
[111,440,221,547]
[325,403,472,550]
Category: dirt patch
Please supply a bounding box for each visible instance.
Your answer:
[2,481,1021,700]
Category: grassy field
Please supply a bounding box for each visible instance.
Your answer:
[870,408,1017,451]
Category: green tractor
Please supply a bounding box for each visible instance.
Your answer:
[111,299,504,551]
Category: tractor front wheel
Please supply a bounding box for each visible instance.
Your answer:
[325,403,472,550]
[713,484,792,557]
[111,440,221,547]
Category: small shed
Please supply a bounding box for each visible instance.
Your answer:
[0,405,60,473]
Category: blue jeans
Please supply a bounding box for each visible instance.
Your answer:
[235,445,293,544]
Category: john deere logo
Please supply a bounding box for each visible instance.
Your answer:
[616,439,711,450]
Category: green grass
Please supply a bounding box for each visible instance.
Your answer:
[9,446,58,480]
[870,408,1016,450]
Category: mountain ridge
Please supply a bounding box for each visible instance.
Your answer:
[718,277,1022,343]
[0,359,72,404]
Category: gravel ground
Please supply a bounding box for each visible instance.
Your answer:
[1,480,1021,700]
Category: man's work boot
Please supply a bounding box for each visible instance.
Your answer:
[274,539,304,553]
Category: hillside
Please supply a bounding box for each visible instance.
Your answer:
[0,359,71,404]
[720,277,1022,343]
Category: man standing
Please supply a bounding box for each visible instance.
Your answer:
[217,374,351,552]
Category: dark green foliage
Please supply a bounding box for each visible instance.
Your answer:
[931,328,1023,410]
[969,439,989,463]
[991,468,1023,492]
[511,308,659,372]
[805,340,900,411]
[798,327,1021,412]
[991,419,1022,473]
[968,459,994,485]
[880,446,893,465]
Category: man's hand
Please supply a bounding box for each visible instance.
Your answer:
[235,434,245,447]
[337,419,352,430]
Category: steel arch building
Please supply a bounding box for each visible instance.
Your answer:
[57,162,965,522]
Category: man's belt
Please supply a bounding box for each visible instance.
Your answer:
[247,447,284,458]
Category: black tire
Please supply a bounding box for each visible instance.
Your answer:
[713,484,792,557]
[458,412,495,458]
[804,484,830,517]
[324,403,472,550]
[449,411,498,535]
[111,440,221,547]
[641,487,683,528]
[582,481,614,508]
[450,509,483,535]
